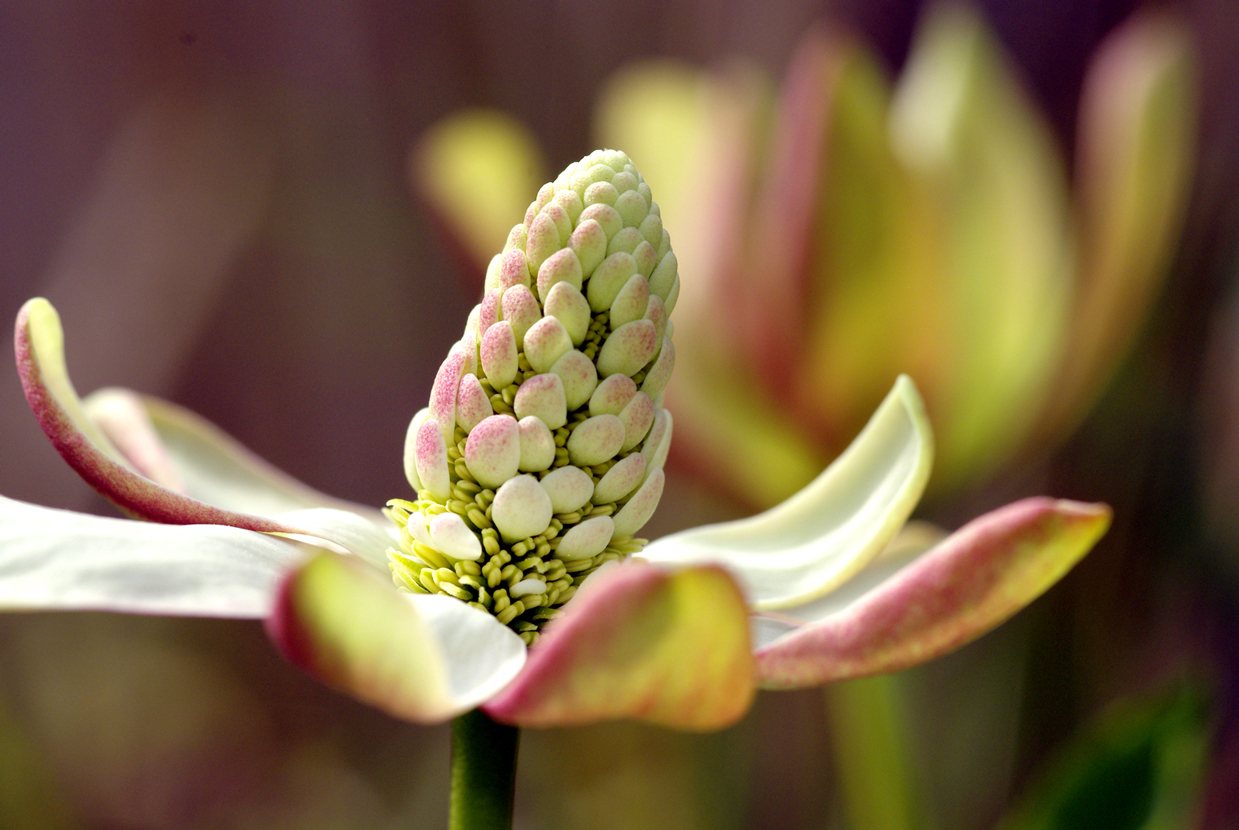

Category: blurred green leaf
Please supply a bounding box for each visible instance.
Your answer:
[998,687,1210,830]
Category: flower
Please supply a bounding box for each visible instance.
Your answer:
[414,5,1196,506]
[2,149,1110,732]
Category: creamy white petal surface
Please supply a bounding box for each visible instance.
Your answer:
[642,376,932,610]
[0,496,307,617]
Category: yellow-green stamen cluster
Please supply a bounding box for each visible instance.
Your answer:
[388,149,678,646]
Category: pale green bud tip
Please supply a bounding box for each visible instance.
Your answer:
[388,149,678,644]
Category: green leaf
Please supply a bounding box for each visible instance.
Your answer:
[998,687,1210,830]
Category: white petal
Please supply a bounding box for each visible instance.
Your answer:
[274,507,397,571]
[88,389,388,526]
[408,593,527,713]
[642,376,933,610]
[0,496,306,617]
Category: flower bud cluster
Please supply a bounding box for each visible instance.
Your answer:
[387,150,678,644]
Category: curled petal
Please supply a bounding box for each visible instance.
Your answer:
[754,498,1111,687]
[15,299,389,562]
[484,562,754,730]
[268,552,526,723]
[642,376,932,609]
[87,390,384,522]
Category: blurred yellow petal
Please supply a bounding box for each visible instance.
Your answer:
[410,109,547,270]
[484,562,754,730]
[890,4,1073,489]
[786,30,945,454]
[269,552,527,723]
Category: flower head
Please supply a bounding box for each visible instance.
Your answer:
[3,150,1110,731]
[388,149,676,646]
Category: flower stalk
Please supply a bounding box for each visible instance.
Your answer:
[450,709,520,830]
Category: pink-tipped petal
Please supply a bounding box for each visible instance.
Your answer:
[754,498,1111,688]
[491,475,553,542]
[610,274,651,329]
[618,391,656,452]
[539,466,595,514]
[14,299,385,559]
[94,390,386,524]
[479,288,501,334]
[513,373,567,430]
[484,562,754,730]
[566,414,625,467]
[517,415,556,472]
[523,316,573,374]
[536,247,584,300]
[587,252,639,313]
[568,218,608,277]
[525,211,561,275]
[267,552,526,723]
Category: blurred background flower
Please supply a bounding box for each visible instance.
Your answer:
[415,4,1197,506]
[3,0,1239,828]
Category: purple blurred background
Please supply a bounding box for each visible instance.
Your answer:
[3,1,1239,828]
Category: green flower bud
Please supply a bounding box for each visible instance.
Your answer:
[388,150,677,645]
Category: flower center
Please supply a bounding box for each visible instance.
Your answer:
[384,149,678,647]
[386,412,648,646]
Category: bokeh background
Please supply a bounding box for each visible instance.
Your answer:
[2,0,1238,827]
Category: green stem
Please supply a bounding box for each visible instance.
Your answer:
[449,709,520,830]
[824,675,925,830]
